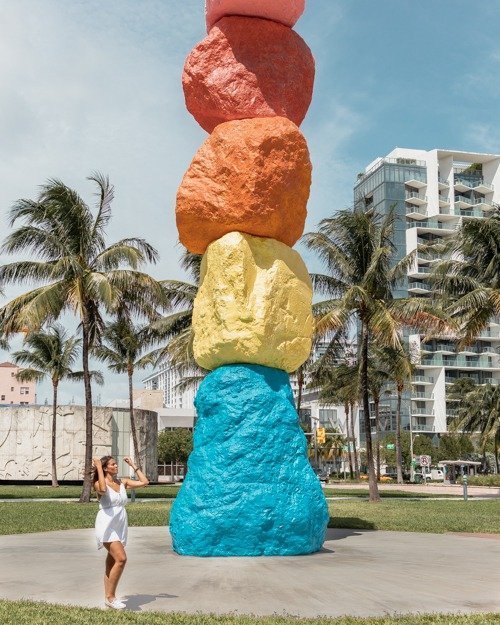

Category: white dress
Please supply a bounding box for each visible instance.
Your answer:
[95,482,128,550]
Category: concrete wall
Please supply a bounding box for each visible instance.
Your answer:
[0,405,158,482]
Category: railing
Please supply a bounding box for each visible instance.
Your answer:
[406,191,427,201]
[411,392,434,399]
[445,376,479,384]
[412,424,435,432]
[454,177,476,189]
[423,356,494,368]
[406,205,427,215]
[408,282,431,291]
[407,219,456,230]
[356,157,426,183]
[454,195,475,205]
[413,375,434,383]
[438,177,449,186]
[438,195,450,203]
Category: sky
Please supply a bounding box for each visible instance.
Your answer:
[1,0,500,404]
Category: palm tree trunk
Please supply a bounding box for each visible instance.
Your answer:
[375,397,381,481]
[495,433,499,475]
[296,366,304,415]
[360,322,380,502]
[349,402,360,478]
[79,315,94,503]
[51,381,59,488]
[396,384,404,484]
[344,402,354,478]
[128,365,141,470]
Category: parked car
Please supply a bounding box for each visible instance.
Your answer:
[314,468,330,483]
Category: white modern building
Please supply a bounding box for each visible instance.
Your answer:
[354,147,500,440]
[142,363,198,430]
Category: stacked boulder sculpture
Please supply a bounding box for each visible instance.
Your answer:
[170,0,328,556]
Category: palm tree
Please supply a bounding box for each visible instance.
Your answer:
[378,346,414,484]
[0,174,163,501]
[12,324,103,487]
[303,208,448,501]
[433,208,500,344]
[452,384,500,473]
[150,250,205,388]
[94,319,160,470]
[368,358,390,481]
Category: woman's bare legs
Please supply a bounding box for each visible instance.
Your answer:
[103,541,127,601]
[104,550,115,598]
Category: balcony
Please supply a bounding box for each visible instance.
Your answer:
[411,406,434,416]
[459,208,484,219]
[406,204,428,218]
[406,219,456,233]
[406,177,427,189]
[474,197,493,210]
[438,195,450,207]
[408,265,432,278]
[438,177,450,190]
[411,391,434,400]
[454,177,475,193]
[473,181,494,194]
[412,423,435,432]
[413,375,434,384]
[454,195,475,208]
[408,281,432,294]
[406,191,427,206]
[423,355,497,368]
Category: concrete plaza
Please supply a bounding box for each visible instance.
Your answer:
[0,527,499,617]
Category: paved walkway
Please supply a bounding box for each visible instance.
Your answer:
[0,527,499,617]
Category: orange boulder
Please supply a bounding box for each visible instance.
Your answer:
[176,117,311,254]
[182,16,315,133]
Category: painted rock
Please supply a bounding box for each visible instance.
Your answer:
[183,16,315,132]
[176,117,311,254]
[205,0,305,31]
[192,232,313,373]
[170,364,329,556]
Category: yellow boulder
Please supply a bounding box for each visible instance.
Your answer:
[192,232,313,373]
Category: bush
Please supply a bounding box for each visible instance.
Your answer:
[456,475,500,487]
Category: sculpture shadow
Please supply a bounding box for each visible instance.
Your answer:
[124,593,178,612]
[327,518,376,534]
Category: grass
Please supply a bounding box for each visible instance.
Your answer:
[0,484,462,500]
[1,499,498,536]
[0,601,499,625]
[0,484,180,500]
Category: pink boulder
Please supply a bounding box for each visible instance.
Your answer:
[183,16,315,133]
[205,0,305,31]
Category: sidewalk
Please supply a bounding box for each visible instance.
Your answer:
[0,527,498,617]
[326,482,500,497]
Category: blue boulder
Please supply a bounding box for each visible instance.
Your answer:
[170,364,329,556]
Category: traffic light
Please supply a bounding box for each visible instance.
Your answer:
[317,427,326,444]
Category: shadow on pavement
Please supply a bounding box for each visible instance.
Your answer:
[327,519,376,533]
[124,593,178,611]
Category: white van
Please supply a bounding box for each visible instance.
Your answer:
[430,469,444,481]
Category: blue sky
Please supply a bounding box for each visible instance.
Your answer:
[1,0,499,403]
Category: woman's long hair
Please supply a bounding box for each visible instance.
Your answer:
[92,455,114,489]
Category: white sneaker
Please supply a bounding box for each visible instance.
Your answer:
[105,598,126,610]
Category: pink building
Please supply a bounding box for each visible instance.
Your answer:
[0,362,36,406]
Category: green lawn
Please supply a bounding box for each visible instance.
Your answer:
[0,484,458,500]
[1,499,498,536]
[0,484,180,500]
[0,601,498,625]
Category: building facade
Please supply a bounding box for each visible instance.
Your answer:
[354,147,500,440]
[0,361,36,406]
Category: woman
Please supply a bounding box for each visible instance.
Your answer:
[93,455,149,610]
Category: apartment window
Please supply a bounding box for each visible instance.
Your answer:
[20,402,28,406]
[1,395,4,401]
[11,372,15,377]
[10,387,14,392]
[319,408,337,427]
[20,387,29,395]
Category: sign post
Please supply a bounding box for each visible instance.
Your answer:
[419,455,431,481]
